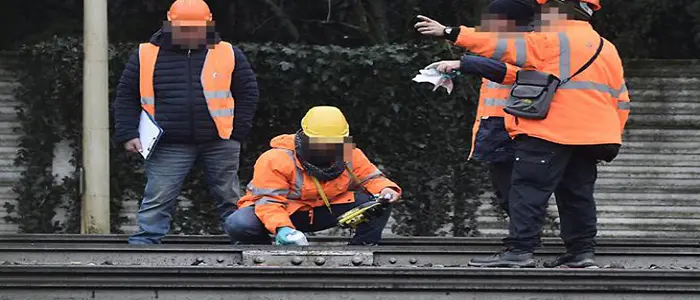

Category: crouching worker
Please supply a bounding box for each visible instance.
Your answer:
[224,106,402,245]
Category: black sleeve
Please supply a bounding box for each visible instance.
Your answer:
[444,26,461,42]
[112,48,141,145]
[460,55,508,83]
[230,47,260,142]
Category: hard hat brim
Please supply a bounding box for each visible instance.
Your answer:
[171,20,208,27]
[304,133,349,143]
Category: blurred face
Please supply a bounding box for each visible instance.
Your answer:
[478,13,517,32]
[537,6,568,30]
[306,137,354,166]
[164,21,215,49]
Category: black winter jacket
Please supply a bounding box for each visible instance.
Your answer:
[112,30,260,145]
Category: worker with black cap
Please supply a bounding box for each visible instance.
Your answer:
[415,0,537,218]
[421,0,630,268]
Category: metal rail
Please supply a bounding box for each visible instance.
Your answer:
[1,243,698,269]
[2,233,699,247]
[1,265,699,300]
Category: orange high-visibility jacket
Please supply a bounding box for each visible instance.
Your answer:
[139,42,237,139]
[455,21,630,146]
[238,134,402,234]
[468,63,519,160]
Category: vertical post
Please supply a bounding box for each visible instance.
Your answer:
[82,0,110,234]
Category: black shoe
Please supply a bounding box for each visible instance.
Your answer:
[468,248,536,268]
[543,252,597,268]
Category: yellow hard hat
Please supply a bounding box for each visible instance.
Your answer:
[301,106,350,142]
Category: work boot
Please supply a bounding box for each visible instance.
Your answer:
[543,252,597,268]
[468,248,536,268]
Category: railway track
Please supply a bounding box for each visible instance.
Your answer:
[3,233,700,247]
[2,234,700,299]
[1,265,699,300]
[1,234,699,269]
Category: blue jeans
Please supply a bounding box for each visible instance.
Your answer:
[223,192,391,245]
[128,139,241,244]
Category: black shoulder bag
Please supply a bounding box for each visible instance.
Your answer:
[503,37,604,120]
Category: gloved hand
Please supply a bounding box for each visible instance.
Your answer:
[275,227,309,246]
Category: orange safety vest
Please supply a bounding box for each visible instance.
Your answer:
[237,134,402,234]
[456,21,630,146]
[138,42,237,139]
[468,80,512,159]
[467,61,520,160]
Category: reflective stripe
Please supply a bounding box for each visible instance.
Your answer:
[359,169,384,184]
[280,149,304,199]
[559,81,627,98]
[141,96,154,105]
[486,82,512,89]
[560,81,616,96]
[204,90,233,99]
[247,182,289,196]
[514,38,527,67]
[255,197,288,206]
[483,98,508,107]
[618,101,631,110]
[491,39,507,60]
[619,83,628,94]
[558,32,571,78]
[210,108,235,117]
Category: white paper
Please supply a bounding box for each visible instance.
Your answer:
[138,110,163,160]
[412,68,455,94]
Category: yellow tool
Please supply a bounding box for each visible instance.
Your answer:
[337,194,391,229]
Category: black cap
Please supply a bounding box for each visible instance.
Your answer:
[487,0,537,26]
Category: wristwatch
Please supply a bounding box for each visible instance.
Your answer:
[443,27,453,36]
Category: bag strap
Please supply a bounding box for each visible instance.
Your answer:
[560,36,604,85]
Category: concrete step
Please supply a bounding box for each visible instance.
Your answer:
[628,101,700,115]
[478,228,700,238]
[624,60,700,77]
[628,88,700,100]
[0,223,19,234]
[598,166,700,179]
[625,77,700,91]
[478,203,700,218]
[626,114,700,128]
[621,129,700,142]
[0,82,19,95]
[0,171,20,184]
[596,177,700,188]
[0,93,16,103]
[0,105,18,117]
[609,153,700,167]
[615,141,700,154]
[595,185,700,194]
[0,146,19,154]
[476,216,700,232]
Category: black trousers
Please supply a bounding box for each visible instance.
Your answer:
[504,135,598,254]
[489,161,514,216]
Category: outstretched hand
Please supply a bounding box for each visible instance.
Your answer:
[414,15,447,37]
[425,60,462,74]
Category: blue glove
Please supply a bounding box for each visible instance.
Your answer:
[275,227,308,245]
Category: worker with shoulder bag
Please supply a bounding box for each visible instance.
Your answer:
[440,0,631,268]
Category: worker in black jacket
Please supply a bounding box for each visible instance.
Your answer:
[113,0,260,244]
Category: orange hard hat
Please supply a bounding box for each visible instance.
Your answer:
[167,0,212,26]
[536,0,601,11]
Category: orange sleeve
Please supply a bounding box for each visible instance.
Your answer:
[454,26,542,70]
[246,150,295,235]
[351,148,402,195]
[502,63,520,85]
[616,81,630,132]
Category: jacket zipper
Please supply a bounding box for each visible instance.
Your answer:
[187,49,195,143]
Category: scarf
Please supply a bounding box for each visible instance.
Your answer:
[294,131,347,182]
